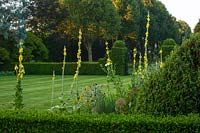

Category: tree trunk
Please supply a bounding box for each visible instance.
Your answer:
[87,45,93,62]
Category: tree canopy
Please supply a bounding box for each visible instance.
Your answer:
[0,0,192,62]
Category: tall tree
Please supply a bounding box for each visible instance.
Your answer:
[28,0,66,36]
[60,0,121,61]
[0,0,29,41]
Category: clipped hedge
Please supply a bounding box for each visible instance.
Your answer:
[0,110,199,132]
[110,40,128,75]
[0,62,105,75]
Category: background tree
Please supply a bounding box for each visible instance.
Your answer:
[194,19,200,33]
[24,0,188,63]
[177,20,191,43]
[0,47,10,62]
[24,32,49,62]
[28,0,66,36]
[58,0,121,61]
[0,0,29,41]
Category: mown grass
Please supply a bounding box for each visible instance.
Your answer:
[0,75,131,110]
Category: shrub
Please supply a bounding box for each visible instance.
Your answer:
[0,47,10,62]
[161,38,177,59]
[24,32,49,62]
[137,33,200,115]
[0,110,199,132]
[110,40,128,75]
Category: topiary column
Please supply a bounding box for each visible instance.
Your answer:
[110,40,128,75]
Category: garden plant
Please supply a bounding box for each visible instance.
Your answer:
[0,0,199,132]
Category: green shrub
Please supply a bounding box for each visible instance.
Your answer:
[0,62,105,75]
[24,32,49,62]
[0,110,199,132]
[137,33,200,115]
[0,47,10,62]
[110,40,128,75]
[112,40,126,48]
[161,38,177,59]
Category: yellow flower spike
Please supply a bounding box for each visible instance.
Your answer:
[105,41,112,66]
[79,29,82,35]
[160,62,163,68]
[63,46,67,56]
[159,48,163,69]
[73,28,82,81]
[19,41,23,46]
[133,48,137,65]
[85,86,90,92]
[143,11,150,72]
[159,49,163,54]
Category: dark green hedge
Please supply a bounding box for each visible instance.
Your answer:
[0,110,199,132]
[110,40,128,75]
[0,62,105,75]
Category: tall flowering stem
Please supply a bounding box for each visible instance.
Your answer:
[144,11,150,72]
[105,41,114,82]
[132,48,137,75]
[61,46,67,96]
[159,49,163,68]
[105,41,113,95]
[137,53,144,79]
[105,41,112,66]
[14,40,25,110]
[132,48,137,88]
[71,29,82,104]
[51,70,55,106]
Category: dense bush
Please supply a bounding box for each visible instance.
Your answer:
[0,62,104,75]
[161,38,177,59]
[0,47,10,62]
[0,110,199,132]
[110,40,128,75]
[137,33,200,115]
[24,32,49,62]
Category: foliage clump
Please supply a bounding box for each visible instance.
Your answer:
[161,38,177,59]
[137,33,200,115]
[110,40,128,75]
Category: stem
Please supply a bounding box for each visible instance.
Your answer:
[51,70,55,106]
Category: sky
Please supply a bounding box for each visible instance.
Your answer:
[159,0,200,31]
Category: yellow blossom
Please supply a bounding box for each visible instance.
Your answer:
[85,86,89,91]
[19,55,23,62]
[77,95,84,104]
[63,46,67,56]
[105,41,112,66]
[19,48,23,54]
[160,62,163,68]
[133,48,137,65]
[73,73,78,80]
[14,65,18,71]
[159,49,163,54]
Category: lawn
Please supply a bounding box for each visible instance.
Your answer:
[0,75,131,110]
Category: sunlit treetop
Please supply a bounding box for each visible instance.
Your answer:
[143,0,152,6]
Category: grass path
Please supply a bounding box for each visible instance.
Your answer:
[0,75,131,110]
